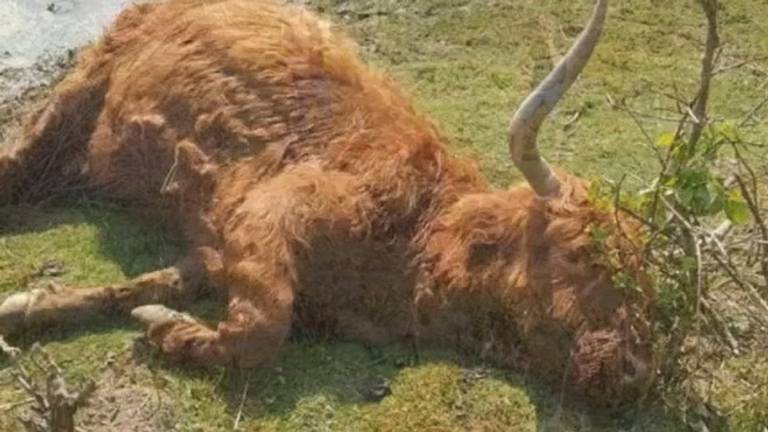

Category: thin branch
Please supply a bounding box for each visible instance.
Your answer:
[700,297,740,354]
[0,337,95,432]
[607,95,665,165]
[713,54,768,76]
[693,233,704,320]
[734,175,768,292]
[688,0,720,150]
[709,252,768,320]
[1,398,36,413]
[739,92,768,128]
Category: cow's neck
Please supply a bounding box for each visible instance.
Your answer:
[408,172,541,367]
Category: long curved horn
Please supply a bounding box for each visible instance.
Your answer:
[508,0,607,198]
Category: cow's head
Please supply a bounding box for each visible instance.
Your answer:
[504,0,655,403]
[422,174,655,405]
[512,174,655,405]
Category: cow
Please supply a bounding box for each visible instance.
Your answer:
[0,0,654,404]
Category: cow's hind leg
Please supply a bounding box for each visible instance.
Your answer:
[0,2,164,204]
[0,254,209,336]
[0,47,109,205]
[134,165,374,369]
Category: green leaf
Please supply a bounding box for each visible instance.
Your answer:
[724,190,751,225]
[674,169,708,213]
[673,169,725,216]
[656,132,676,149]
[705,177,726,215]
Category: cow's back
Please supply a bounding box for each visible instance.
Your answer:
[76,0,447,209]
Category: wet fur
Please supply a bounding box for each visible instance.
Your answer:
[0,0,653,404]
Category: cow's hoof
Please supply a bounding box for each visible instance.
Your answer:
[0,291,34,334]
[131,304,196,328]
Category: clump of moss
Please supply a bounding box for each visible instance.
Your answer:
[707,355,768,430]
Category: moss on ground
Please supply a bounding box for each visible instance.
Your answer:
[1,0,767,430]
[706,355,768,430]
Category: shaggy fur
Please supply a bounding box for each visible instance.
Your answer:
[0,0,654,405]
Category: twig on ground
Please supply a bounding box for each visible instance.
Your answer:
[0,337,96,432]
[700,298,740,354]
[1,398,37,412]
[233,372,251,430]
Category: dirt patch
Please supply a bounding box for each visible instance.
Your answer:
[74,354,177,432]
[1,337,178,432]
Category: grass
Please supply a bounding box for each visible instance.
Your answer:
[1,0,768,430]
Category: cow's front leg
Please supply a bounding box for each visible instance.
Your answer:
[134,165,372,368]
[0,253,209,335]
[133,264,293,368]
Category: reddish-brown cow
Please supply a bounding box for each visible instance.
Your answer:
[0,0,654,404]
